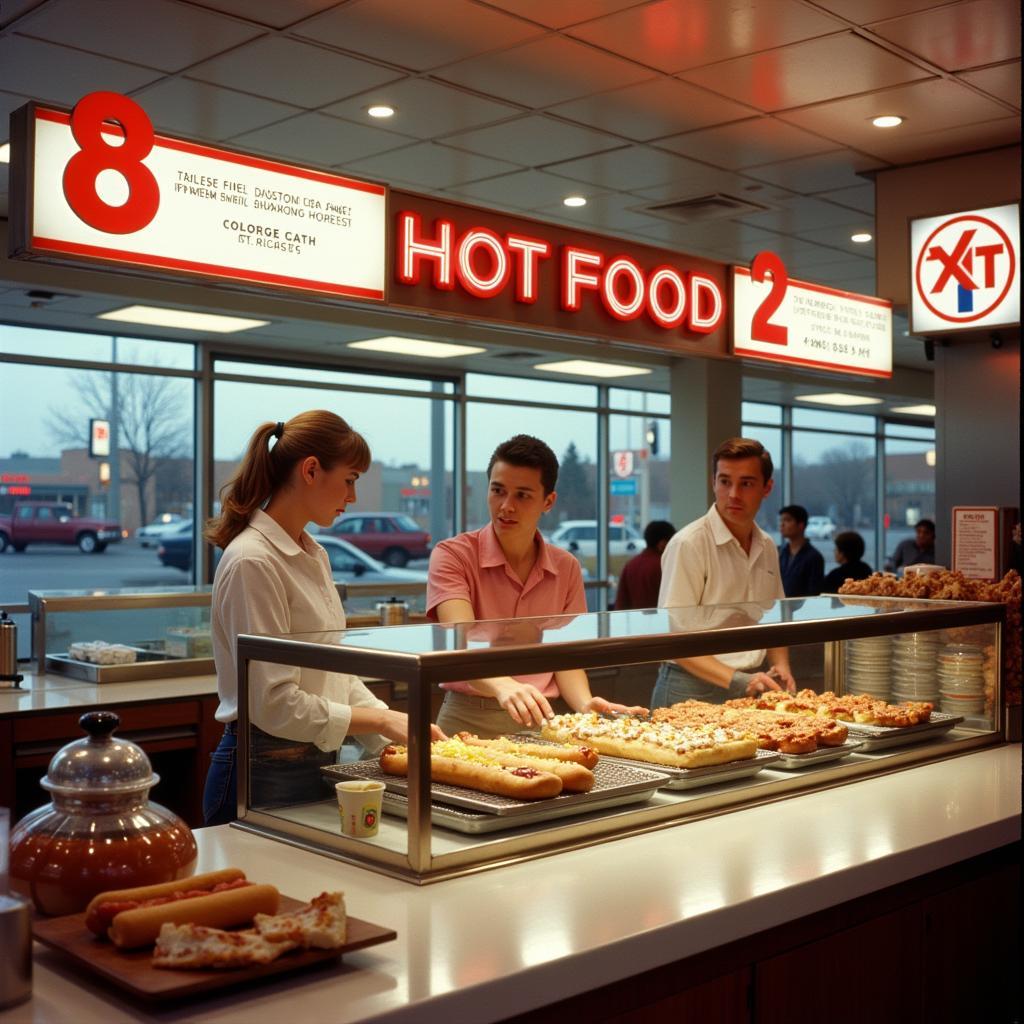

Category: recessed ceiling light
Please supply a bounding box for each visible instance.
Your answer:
[871,115,903,128]
[366,104,395,119]
[348,336,485,358]
[563,195,587,208]
[851,232,873,243]
[925,449,936,467]
[97,305,268,333]
[796,392,884,407]
[890,404,937,416]
[534,359,651,379]
[0,143,9,163]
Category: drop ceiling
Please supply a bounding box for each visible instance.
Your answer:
[0,0,1019,382]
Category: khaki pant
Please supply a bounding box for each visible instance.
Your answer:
[436,691,540,739]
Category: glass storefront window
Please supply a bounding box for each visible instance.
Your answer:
[741,424,783,538]
[791,407,875,433]
[883,438,935,570]
[466,372,596,407]
[0,324,195,369]
[741,401,782,424]
[609,388,670,414]
[0,362,195,602]
[885,421,935,440]
[215,358,455,394]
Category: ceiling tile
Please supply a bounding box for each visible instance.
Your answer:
[550,78,757,142]
[566,0,844,73]
[444,115,623,164]
[323,79,523,139]
[229,112,413,167]
[958,61,1022,108]
[783,243,870,270]
[794,258,876,285]
[795,224,876,256]
[449,169,611,210]
[189,37,402,108]
[679,32,932,111]
[632,218,788,256]
[0,0,47,28]
[0,36,162,105]
[343,141,522,188]
[630,168,792,203]
[482,0,647,30]
[133,79,301,141]
[809,0,963,24]
[846,115,1020,163]
[733,196,871,233]
[657,117,838,168]
[187,0,341,28]
[0,90,32,133]
[776,77,1013,156]
[531,191,669,231]
[435,35,653,108]
[544,144,748,191]
[292,0,544,71]
[19,0,264,72]
[868,0,1022,72]
[744,150,887,193]
[815,184,876,215]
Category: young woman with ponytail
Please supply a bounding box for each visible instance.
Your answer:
[202,410,445,826]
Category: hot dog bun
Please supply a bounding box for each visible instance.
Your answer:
[108,884,280,949]
[456,732,600,770]
[380,745,562,800]
[449,740,594,792]
[85,868,246,937]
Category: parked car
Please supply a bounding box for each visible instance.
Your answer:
[136,513,186,547]
[158,530,428,587]
[0,501,123,554]
[547,520,643,577]
[324,513,431,567]
[805,516,837,540]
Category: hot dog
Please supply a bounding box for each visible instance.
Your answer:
[380,744,562,800]
[85,869,280,949]
[455,732,600,770]
[446,736,594,792]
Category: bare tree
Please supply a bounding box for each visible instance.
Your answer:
[47,371,190,525]
[792,441,874,529]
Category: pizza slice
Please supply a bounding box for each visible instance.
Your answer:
[254,891,347,948]
[153,923,296,969]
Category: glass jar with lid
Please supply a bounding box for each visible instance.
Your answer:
[8,711,197,915]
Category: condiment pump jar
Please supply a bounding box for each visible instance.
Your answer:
[9,711,197,915]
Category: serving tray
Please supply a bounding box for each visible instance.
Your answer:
[321,757,665,820]
[769,738,864,770]
[593,747,782,790]
[842,711,964,751]
[32,895,396,1002]
[46,650,215,683]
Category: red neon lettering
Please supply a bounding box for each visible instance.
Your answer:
[455,228,510,298]
[689,274,724,334]
[561,247,603,311]
[646,266,687,328]
[397,212,454,289]
[601,256,646,321]
[507,235,550,304]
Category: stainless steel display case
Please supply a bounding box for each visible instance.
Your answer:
[233,595,1005,884]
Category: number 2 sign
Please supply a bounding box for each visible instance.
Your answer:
[9,91,387,301]
[732,252,892,379]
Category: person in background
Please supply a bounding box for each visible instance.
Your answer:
[822,531,873,592]
[653,437,796,708]
[202,410,444,827]
[888,518,937,573]
[777,504,825,597]
[613,519,676,610]
[428,434,647,736]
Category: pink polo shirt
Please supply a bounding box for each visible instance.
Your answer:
[427,524,587,697]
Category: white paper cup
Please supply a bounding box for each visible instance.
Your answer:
[336,781,385,838]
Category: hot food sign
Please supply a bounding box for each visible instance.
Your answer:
[910,203,1020,335]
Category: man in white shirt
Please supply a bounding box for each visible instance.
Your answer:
[652,437,797,707]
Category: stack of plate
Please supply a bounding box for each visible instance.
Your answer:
[891,632,941,703]
[845,635,893,700]
[937,642,986,715]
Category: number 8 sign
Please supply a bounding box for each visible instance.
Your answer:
[9,90,388,301]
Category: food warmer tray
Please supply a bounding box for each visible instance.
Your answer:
[320,758,666,830]
[585,747,782,790]
[46,644,215,683]
[841,711,964,751]
[768,739,864,771]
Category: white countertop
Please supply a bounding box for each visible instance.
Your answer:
[2,743,1019,1024]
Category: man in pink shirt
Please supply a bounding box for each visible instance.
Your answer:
[428,434,647,737]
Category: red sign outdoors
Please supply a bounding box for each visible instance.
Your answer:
[388,191,730,358]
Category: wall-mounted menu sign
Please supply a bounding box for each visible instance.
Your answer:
[732,253,892,378]
[952,506,999,581]
[8,91,386,300]
[910,203,1019,335]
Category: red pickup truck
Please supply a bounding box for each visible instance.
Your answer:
[0,501,124,554]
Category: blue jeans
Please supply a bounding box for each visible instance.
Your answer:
[651,662,731,708]
[203,729,237,826]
